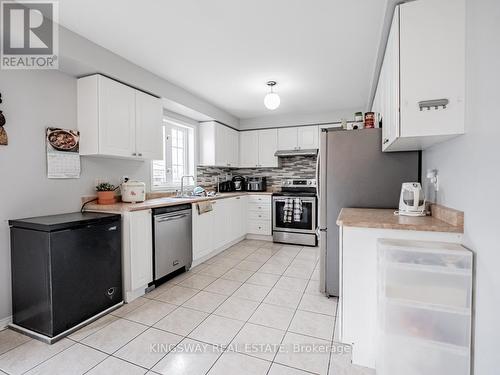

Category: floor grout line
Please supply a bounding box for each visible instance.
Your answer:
[0,240,333,375]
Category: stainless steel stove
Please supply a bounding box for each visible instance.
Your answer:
[272,179,318,246]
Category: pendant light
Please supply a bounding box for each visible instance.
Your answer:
[264,81,280,110]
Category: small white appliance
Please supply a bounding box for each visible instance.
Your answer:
[121,180,146,203]
[398,182,426,216]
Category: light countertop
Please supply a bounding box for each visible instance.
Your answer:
[336,206,464,233]
[84,191,273,213]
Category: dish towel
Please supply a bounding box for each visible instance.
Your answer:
[197,201,213,214]
[293,198,303,222]
[283,198,294,223]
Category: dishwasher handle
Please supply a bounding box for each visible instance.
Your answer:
[154,211,191,222]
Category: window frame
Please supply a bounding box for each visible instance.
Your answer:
[151,118,197,191]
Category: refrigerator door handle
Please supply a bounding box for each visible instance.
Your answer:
[319,131,328,229]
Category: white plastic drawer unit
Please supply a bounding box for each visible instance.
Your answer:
[381,334,469,375]
[382,300,471,347]
[377,238,472,375]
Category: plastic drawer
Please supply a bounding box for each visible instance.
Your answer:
[381,301,470,347]
[379,239,472,270]
[382,265,472,309]
[378,334,469,375]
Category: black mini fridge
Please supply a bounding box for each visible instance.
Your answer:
[9,212,123,343]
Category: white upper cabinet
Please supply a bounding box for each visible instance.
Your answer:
[277,127,298,150]
[199,121,239,167]
[258,129,279,167]
[77,74,162,159]
[297,126,319,149]
[135,90,163,160]
[375,0,465,152]
[239,129,278,168]
[278,126,319,150]
[380,6,400,150]
[239,130,259,168]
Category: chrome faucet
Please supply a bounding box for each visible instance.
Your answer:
[179,175,195,197]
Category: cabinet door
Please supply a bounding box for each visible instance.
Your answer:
[199,122,216,166]
[380,6,400,151]
[214,124,228,167]
[213,199,230,249]
[399,0,465,137]
[228,127,239,167]
[98,76,136,157]
[135,91,163,159]
[235,196,247,238]
[278,127,298,150]
[129,210,153,290]
[258,129,278,167]
[386,6,400,148]
[192,203,215,261]
[239,130,259,167]
[297,126,319,149]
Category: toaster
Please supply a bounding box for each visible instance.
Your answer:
[246,177,267,192]
[121,180,146,203]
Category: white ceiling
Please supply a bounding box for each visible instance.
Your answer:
[58,0,387,120]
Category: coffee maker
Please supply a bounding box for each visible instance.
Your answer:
[232,175,246,191]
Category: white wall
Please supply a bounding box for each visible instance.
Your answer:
[58,26,239,129]
[0,70,152,323]
[421,0,500,373]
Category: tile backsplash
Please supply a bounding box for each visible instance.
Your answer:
[197,155,317,191]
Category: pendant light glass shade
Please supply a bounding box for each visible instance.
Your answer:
[264,92,280,110]
[264,81,280,110]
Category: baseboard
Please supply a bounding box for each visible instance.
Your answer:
[125,287,149,303]
[0,315,12,330]
[245,234,273,241]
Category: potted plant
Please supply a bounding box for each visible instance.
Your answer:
[95,182,116,205]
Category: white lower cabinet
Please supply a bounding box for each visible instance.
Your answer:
[123,210,153,302]
[192,203,216,262]
[338,225,463,369]
[213,198,231,250]
[377,239,472,375]
[192,196,252,264]
[246,195,272,236]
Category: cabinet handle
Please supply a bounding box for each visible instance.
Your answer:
[383,139,389,145]
[138,153,143,157]
[132,152,137,156]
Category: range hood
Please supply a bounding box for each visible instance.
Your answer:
[274,149,318,157]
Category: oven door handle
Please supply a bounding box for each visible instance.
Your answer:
[273,197,316,203]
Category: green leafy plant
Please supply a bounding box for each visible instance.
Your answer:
[95,182,115,192]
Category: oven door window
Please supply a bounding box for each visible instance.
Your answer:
[274,199,314,231]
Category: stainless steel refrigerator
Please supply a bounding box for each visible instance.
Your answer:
[318,128,419,297]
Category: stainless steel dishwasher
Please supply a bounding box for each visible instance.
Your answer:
[152,204,192,282]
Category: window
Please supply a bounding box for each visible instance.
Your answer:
[152,119,195,190]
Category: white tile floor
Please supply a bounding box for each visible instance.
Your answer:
[0,239,374,375]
